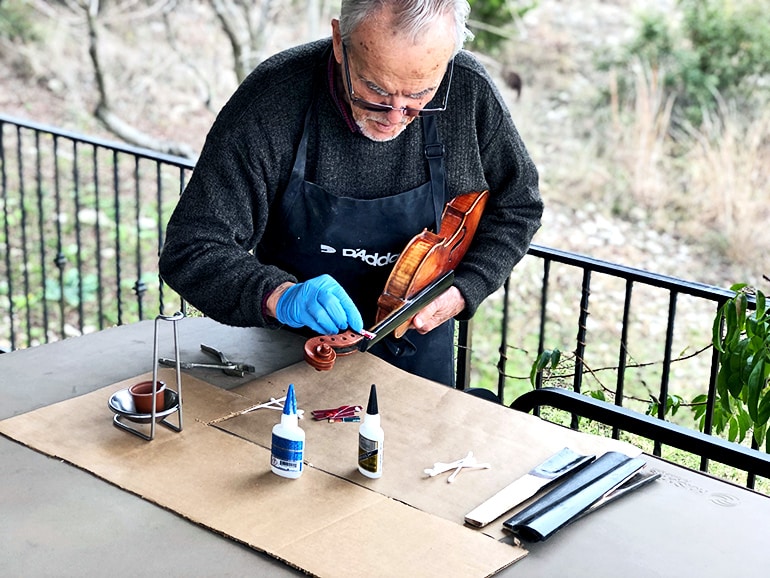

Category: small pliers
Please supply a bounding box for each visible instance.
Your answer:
[158,343,256,377]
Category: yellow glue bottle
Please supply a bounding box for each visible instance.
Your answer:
[271,383,305,479]
[358,384,384,478]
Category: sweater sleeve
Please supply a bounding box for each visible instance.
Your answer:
[159,43,325,328]
[449,59,543,319]
[159,130,294,328]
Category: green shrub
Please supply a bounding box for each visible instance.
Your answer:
[467,0,537,53]
[602,0,770,124]
[0,0,39,43]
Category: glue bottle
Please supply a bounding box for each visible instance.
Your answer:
[271,383,305,479]
[358,384,384,478]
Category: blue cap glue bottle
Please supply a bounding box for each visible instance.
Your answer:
[358,384,384,478]
[270,384,305,479]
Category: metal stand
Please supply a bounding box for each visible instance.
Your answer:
[110,312,185,440]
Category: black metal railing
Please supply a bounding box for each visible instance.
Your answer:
[1,113,765,490]
[0,114,192,350]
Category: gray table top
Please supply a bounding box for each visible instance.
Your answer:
[2,317,768,577]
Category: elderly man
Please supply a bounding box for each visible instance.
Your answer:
[159,0,543,386]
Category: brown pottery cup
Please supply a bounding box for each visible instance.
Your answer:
[128,380,166,413]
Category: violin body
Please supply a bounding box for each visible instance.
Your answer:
[375,190,488,337]
[304,190,489,370]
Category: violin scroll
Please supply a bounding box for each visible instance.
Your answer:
[304,330,365,371]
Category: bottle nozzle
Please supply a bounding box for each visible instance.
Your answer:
[366,383,378,415]
[284,384,297,416]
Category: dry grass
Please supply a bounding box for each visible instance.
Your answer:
[676,99,770,269]
[587,60,769,286]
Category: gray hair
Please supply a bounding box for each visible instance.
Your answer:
[338,0,474,55]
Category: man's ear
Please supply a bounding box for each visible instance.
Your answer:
[331,19,343,64]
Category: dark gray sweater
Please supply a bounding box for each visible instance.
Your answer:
[159,38,542,328]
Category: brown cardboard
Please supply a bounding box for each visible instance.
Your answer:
[0,367,524,576]
[220,353,642,540]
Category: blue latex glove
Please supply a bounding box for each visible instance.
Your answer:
[275,274,364,335]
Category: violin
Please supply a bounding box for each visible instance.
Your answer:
[304,190,489,371]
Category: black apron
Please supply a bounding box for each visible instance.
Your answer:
[259,104,456,386]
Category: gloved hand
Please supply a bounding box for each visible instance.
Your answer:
[275,274,364,335]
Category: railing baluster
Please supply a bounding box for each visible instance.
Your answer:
[35,132,50,344]
[653,290,678,456]
[0,122,15,350]
[52,135,66,340]
[73,140,85,335]
[112,150,123,326]
[93,145,105,330]
[16,126,33,347]
[573,269,591,395]
[700,299,726,473]
[132,157,146,320]
[155,160,163,317]
[612,279,634,439]
[535,258,551,391]
[496,277,510,401]
[571,269,592,429]
[456,319,471,391]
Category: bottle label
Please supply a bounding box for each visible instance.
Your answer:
[358,434,380,473]
[271,434,304,473]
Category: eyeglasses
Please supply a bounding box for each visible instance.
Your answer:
[341,43,454,118]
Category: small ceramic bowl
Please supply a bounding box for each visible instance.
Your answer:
[128,380,166,414]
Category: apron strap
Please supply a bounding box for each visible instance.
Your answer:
[289,93,448,232]
[422,115,447,232]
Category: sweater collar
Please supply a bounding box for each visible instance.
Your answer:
[327,50,360,134]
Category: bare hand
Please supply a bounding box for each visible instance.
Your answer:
[411,287,466,334]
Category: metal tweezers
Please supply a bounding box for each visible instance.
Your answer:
[158,343,256,377]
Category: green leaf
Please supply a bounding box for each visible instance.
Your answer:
[727,416,738,443]
[716,368,732,413]
[746,359,765,421]
[530,349,558,387]
[754,424,766,449]
[734,291,748,328]
[588,390,606,401]
[724,302,740,348]
[550,348,562,370]
[737,408,752,443]
[757,390,770,427]
[756,290,767,322]
[691,394,708,421]
[668,394,683,416]
[712,305,726,352]
[727,373,745,400]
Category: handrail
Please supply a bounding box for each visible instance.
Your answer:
[511,387,770,481]
[527,243,737,301]
[0,113,195,168]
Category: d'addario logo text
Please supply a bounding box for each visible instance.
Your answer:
[319,244,399,267]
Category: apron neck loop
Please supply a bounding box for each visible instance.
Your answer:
[422,115,447,232]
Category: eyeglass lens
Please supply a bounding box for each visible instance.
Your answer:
[342,43,453,118]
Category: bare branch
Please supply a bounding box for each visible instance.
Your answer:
[94,103,196,157]
[209,0,247,82]
[83,0,196,158]
[162,5,215,111]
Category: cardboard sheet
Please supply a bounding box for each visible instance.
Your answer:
[220,353,642,540]
[0,366,525,577]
